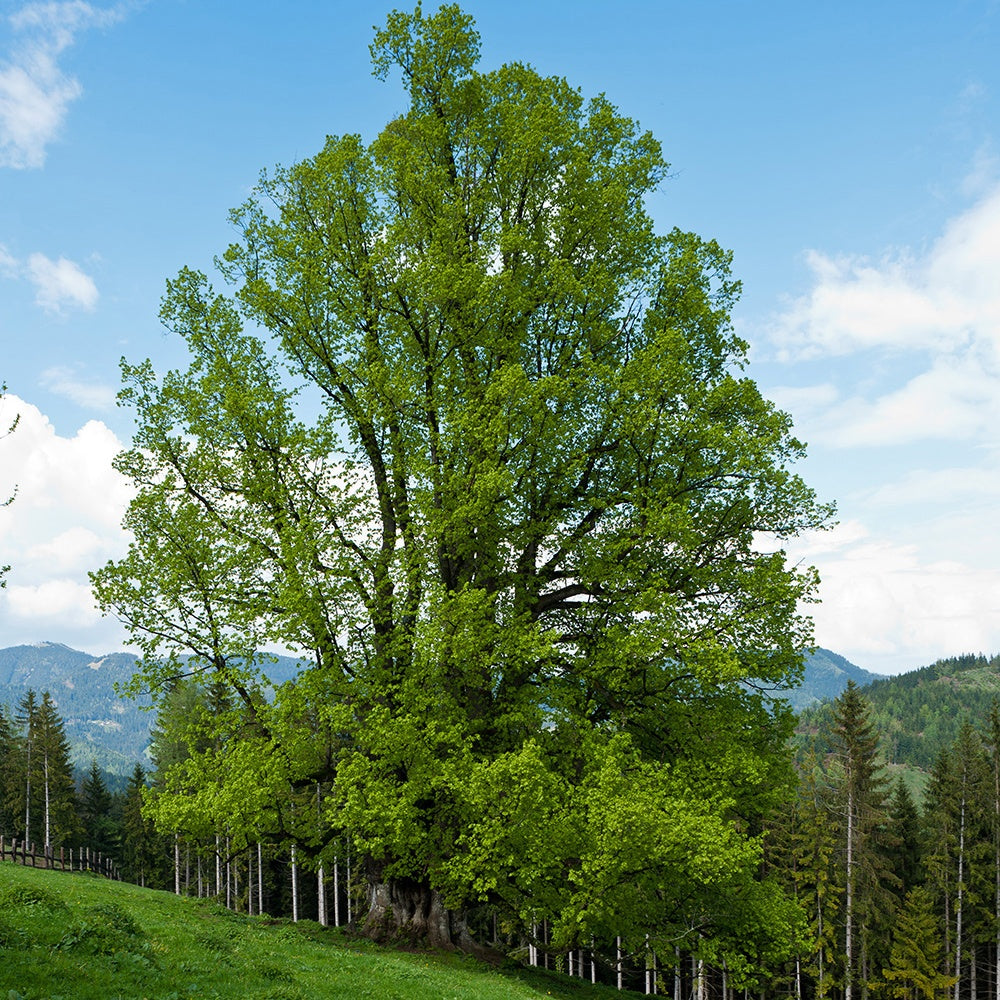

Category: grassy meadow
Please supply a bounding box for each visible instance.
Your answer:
[0,862,642,999]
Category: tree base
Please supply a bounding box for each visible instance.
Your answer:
[362,875,494,959]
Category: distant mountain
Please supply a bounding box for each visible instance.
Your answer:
[787,648,884,712]
[0,642,307,777]
[0,642,150,776]
[0,640,900,777]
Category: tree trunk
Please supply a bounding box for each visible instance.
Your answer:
[362,873,489,957]
[43,751,50,850]
[846,781,855,1000]
[957,789,967,1000]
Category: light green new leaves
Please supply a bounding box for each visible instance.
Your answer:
[94,1,833,960]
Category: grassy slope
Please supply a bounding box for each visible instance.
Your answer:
[0,863,641,1000]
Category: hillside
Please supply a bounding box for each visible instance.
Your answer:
[797,652,1000,774]
[784,647,882,711]
[0,863,639,999]
[0,640,880,777]
[0,643,152,776]
[0,642,307,777]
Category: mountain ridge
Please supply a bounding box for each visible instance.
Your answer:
[0,641,879,775]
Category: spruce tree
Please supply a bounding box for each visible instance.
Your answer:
[13,689,38,844]
[925,723,992,1000]
[122,762,164,888]
[882,886,956,1000]
[34,692,79,849]
[831,680,895,1000]
[885,778,922,897]
[79,759,117,858]
[791,751,842,999]
[0,704,15,833]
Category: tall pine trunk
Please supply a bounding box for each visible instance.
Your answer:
[845,779,855,1000]
[43,749,50,850]
[955,787,967,1000]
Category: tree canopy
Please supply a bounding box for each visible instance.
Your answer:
[92,2,832,973]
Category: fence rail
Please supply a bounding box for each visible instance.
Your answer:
[0,835,120,880]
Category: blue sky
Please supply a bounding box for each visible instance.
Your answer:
[1,1,999,674]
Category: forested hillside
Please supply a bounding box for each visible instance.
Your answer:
[0,643,151,774]
[798,652,1000,773]
[0,642,306,776]
[786,648,882,711]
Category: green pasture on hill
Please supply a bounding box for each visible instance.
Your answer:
[0,863,641,999]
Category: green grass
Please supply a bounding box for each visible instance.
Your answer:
[0,863,641,999]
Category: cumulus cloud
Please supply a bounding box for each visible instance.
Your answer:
[0,1,128,169]
[769,182,1000,450]
[787,522,1000,675]
[0,394,132,651]
[773,183,1000,361]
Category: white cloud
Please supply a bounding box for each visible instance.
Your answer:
[40,365,115,409]
[0,394,133,651]
[788,522,1000,675]
[0,246,99,315]
[26,251,98,312]
[865,463,1000,508]
[0,1,128,169]
[773,183,1000,361]
[768,182,1000,451]
[0,242,17,275]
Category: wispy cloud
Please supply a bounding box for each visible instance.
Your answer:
[25,251,98,312]
[40,365,115,410]
[0,2,129,169]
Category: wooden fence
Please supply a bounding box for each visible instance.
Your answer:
[0,835,120,881]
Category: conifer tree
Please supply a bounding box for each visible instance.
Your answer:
[986,700,1000,1000]
[122,763,165,888]
[925,723,992,1000]
[831,680,895,1000]
[33,692,79,849]
[882,886,956,1000]
[79,759,117,857]
[0,704,15,833]
[13,689,38,843]
[791,752,842,999]
[885,778,922,898]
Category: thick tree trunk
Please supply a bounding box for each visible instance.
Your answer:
[362,874,489,957]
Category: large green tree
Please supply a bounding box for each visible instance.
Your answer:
[92,3,831,966]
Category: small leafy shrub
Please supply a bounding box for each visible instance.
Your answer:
[54,904,144,956]
[252,959,295,984]
[254,985,306,1000]
[193,927,236,955]
[86,903,142,939]
[0,918,29,950]
[0,882,66,911]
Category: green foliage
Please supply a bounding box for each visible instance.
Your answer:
[799,653,1000,777]
[92,1,830,963]
[880,887,956,1000]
